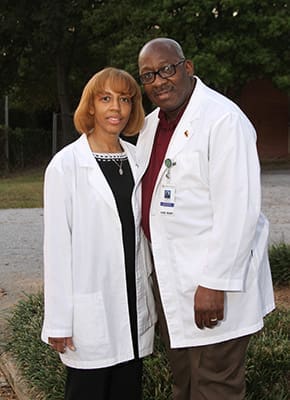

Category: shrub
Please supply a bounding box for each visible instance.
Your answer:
[6,293,65,400]
[246,308,290,399]
[269,242,290,286]
[143,334,172,400]
[5,293,290,400]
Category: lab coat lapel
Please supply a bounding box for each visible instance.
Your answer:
[165,79,203,161]
[74,134,119,215]
[167,116,200,158]
[156,104,201,185]
[120,139,138,183]
[137,77,203,186]
[135,108,160,186]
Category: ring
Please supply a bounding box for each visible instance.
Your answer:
[210,318,218,322]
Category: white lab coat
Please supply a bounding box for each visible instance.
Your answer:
[41,133,156,369]
[136,77,275,348]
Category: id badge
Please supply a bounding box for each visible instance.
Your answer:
[160,185,176,215]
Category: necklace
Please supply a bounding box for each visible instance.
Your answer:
[111,157,124,175]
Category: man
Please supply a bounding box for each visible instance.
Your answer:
[135,37,275,400]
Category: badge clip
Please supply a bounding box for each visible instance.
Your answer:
[164,158,176,179]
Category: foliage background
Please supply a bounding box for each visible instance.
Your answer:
[0,0,289,154]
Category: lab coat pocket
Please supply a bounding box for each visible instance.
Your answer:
[171,237,208,294]
[137,236,157,333]
[73,292,109,347]
[140,230,153,277]
[177,151,200,178]
[175,151,208,188]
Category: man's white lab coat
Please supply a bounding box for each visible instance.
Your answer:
[136,77,275,348]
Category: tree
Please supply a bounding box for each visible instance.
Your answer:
[104,0,290,95]
[1,0,105,146]
[0,0,29,96]
[1,0,289,146]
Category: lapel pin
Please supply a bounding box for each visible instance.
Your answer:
[184,130,189,137]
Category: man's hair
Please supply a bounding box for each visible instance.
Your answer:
[139,37,185,60]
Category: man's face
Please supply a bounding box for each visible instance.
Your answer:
[138,44,194,118]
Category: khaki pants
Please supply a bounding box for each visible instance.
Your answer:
[152,271,251,400]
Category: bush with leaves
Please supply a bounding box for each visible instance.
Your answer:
[246,308,290,399]
[269,242,290,286]
[5,291,289,400]
[6,293,65,400]
[143,334,172,400]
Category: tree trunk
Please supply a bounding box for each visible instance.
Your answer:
[2,96,9,173]
[56,53,75,149]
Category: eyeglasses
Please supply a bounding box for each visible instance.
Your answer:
[139,59,185,85]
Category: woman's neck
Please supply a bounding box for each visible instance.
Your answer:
[88,131,123,153]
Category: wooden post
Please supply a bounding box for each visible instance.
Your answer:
[4,95,9,173]
[52,112,57,155]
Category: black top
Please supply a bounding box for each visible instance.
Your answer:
[93,152,139,359]
[119,133,139,145]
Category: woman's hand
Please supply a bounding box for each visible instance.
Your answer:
[48,337,75,353]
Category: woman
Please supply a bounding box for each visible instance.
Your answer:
[41,67,156,400]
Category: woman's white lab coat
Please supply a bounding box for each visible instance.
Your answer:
[41,133,156,369]
[135,77,275,348]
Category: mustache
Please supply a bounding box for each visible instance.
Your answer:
[153,84,172,95]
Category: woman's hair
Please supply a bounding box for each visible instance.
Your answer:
[74,67,144,135]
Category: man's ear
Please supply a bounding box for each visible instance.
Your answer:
[185,59,194,76]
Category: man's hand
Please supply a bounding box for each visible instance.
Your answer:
[194,286,224,329]
[48,337,75,353]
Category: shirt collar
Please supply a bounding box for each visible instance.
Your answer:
[157,87,194,130]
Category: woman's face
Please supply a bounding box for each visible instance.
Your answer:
[90,85,132,136]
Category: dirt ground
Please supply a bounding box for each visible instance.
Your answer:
[0,371,17,400]
[273,285,290,309]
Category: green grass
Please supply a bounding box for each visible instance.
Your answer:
[0,167,44,209]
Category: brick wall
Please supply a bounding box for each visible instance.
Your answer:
[238,79,289,160]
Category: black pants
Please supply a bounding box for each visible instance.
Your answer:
[64,359,143,400]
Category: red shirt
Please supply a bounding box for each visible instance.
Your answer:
[141,107,186,240]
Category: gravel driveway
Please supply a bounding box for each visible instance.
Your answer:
[0,169,289,341]
[261,170,290,243]
[0,208,43,342]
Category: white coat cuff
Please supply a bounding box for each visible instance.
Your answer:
[42,328,73,343]
[199,276,244,291]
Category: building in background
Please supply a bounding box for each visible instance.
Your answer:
[238,79,289,160]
